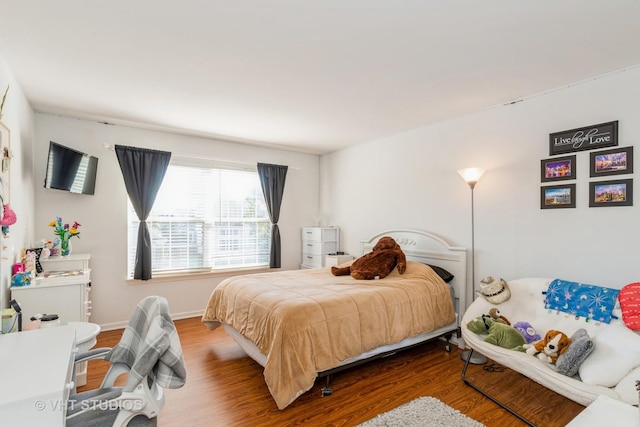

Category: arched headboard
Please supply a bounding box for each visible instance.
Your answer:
[361,229,468,322]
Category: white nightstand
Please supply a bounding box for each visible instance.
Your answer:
[325,254,354,267]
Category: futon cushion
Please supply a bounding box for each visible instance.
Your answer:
[614,365,640,405]
[578,323,640,387]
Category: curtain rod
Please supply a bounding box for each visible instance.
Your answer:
[171,153,300,170]
[104,144,300,170]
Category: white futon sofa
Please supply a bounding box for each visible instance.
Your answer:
[461,277,640,419]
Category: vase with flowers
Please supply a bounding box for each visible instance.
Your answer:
[49,217,81,256]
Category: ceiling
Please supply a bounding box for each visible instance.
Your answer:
[1,1,640,155]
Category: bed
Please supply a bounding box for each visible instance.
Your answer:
[201,229,468,409]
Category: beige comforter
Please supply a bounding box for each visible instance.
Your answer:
[201,261,455,409]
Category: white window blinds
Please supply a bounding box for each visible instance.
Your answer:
[127,164,271,276]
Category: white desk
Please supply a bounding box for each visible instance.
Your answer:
[567,395,639,426]
[0,326,76,426]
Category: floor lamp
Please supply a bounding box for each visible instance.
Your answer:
[457,167,487,365]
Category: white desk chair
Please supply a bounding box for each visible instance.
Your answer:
[66,296,186,427]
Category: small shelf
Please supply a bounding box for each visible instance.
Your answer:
[40,253,90,269]
[31,270,91,287]
[28,253,91,288]
[41,253,90,262]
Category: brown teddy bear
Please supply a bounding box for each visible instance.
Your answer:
[331,236,406,280]
[489,307,511,325]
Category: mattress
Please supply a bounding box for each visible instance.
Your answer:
[202,261,456,409]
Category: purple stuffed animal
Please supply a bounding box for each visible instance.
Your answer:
[513,321,541,344]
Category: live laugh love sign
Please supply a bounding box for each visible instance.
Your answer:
[549,121,618,156]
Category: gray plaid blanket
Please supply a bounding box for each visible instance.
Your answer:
[105,296,187,391]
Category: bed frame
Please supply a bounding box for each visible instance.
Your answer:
[223,229,468,397]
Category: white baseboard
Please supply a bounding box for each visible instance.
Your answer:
[96,309,204,332]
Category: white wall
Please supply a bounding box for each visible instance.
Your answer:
[321,67,640,304]
[0,54,36,312]
[10,58,640,327]
[33,114,320,328]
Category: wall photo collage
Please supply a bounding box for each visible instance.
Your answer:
[541,120,634,209]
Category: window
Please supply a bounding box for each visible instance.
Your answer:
[127,163,271,277]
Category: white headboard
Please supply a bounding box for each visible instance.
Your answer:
[361,229,468,321]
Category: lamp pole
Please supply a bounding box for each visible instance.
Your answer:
[458,168,487,365]
[470,181,476,307]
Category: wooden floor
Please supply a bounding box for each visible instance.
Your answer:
[79,317,585,427]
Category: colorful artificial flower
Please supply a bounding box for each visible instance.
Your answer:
[49,217,81,240]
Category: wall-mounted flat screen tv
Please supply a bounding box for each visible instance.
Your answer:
[44,141,98,195]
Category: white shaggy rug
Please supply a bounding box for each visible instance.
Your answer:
[357,397,485,427]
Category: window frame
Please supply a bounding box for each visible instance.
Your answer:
[126,159,272,280]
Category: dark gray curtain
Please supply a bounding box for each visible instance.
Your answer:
[115,145,171,280]
[257,163,288,268]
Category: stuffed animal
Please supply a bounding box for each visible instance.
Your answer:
[11,271,32,287]
[331,236,406,280]
[489,307,511,325]
[513,321,541,344]
[524,330,571,364]
[478,276,511,304]
[466,315,526,351]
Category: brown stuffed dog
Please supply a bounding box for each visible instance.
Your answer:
[331,236,406,280]
[524,330,571,364]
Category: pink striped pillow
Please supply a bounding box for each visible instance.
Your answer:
[619,282,640,330]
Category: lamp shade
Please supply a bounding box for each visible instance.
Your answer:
[457,167,485,187]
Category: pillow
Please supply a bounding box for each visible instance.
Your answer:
[544,279,619,323]
[618,282,640,330]
[427,264,454,283]
[556,328,594,377]
[614,365,640,404]
[578,323,640,387]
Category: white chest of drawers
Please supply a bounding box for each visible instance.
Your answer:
[301,227,339,268]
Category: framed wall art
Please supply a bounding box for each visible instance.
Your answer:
[541,184,576,209]
[589,179,633,207]
[549,120,618,156]
[541,155,576,182]
[590,146,633,177]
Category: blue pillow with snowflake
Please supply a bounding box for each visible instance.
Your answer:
[544,279,619,323]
